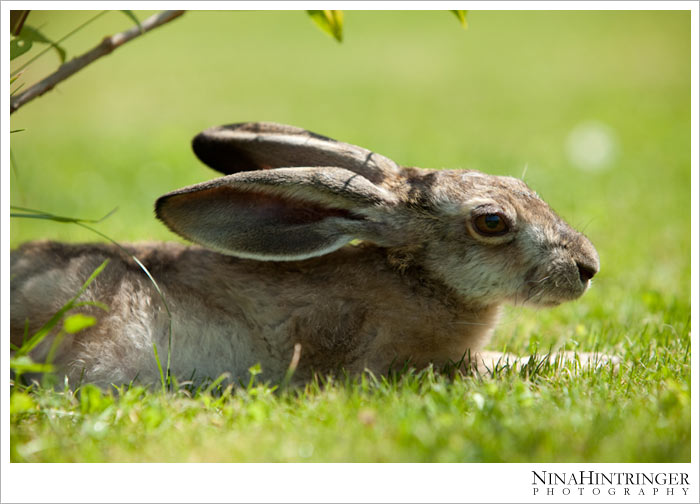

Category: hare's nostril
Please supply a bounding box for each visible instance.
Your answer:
[576,262,597,283]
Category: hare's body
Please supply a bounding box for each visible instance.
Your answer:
[11,242,498,385]
[11,240,499,387]
[11,122,603,388]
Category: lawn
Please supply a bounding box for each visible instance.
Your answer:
[8,10,691,465]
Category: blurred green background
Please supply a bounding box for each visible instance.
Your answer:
[10,9,690,352]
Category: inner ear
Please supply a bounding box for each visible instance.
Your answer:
[156,184,364,260]
[168,185,359,226]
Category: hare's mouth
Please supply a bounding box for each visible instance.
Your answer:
[518,272,590,307]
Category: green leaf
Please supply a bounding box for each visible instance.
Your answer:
[248,363,262,377]
[451,10,468,29]
[78,384,113,414]
[18,25,50,43]
[10,37,32,60]
[10,391,36,414]
[120,10,144,33]
[63,313,97,334]
[10,355,54,375]
[307,10,344,42]
[246,363,264,390]
[16,25,67,63]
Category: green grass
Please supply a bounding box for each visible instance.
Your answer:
[10,351,690,463]
[9,10,691,463]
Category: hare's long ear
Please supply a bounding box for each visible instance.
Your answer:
[155,167,402,261]
[191,122,402,185]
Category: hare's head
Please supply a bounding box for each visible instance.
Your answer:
[156,122,598,308]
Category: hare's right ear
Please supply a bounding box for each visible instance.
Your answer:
[191,122,402,185]
[155,167,403,261]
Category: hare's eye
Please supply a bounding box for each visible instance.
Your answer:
[473,213,509,236]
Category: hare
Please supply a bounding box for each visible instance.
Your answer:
[11,122,605,388]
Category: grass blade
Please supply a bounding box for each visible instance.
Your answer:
[10,82,26,96]
[10,205,118,223]
[153,343,166,394]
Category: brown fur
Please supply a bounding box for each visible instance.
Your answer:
[11,241,498,386]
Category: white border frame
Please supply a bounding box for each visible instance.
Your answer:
[3,2,697,503]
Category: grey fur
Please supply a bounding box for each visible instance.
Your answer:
[11,122,608,388]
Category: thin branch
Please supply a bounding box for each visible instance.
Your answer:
[10,10,185,115]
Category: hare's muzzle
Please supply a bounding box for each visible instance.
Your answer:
[518,227,600,307]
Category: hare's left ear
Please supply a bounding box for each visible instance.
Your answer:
[155,167,402,261]
[191,122,402,185]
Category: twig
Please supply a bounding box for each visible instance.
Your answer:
[10,10,185,115]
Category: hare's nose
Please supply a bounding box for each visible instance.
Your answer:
[576,261,597,283]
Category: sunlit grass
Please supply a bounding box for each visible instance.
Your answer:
[11,345,690,462]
